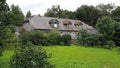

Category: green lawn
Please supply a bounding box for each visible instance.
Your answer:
[0,50,14,68]
[43,45,120,68]
[0,45,120,68]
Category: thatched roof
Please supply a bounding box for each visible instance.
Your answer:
[23,15,94,31]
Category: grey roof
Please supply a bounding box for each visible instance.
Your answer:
[24,15,94,31]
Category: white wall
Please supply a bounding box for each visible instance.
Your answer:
[23,22,34,31]
[60,31,77,39]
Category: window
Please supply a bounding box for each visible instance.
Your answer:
[54,24,58,28]
[63,20,72,25]
[63,20,72,28]
[74,21,83,27]
[49,19,59,28]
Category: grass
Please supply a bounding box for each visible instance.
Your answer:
[0,45,14,68]
[43,45,120,68]
[0,45,120,68]
[0,50,14,68]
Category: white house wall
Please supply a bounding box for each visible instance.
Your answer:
[23,22,34,31]
[60,31,77,39]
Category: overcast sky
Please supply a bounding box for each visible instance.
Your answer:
[6,0,120,16]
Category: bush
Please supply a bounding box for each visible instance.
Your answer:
[104,40,115,49]
[47,29,61,45]
[10,42,53,68]
[77,29,99,47]
[20,30,73,46]
[20,31,48,45]
[61,34,71,46]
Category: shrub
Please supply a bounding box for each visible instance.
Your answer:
[77,29,89,46]
[10,42,53,68]
[20,31,48,45]
[61,34,71,46]
[20,30,73,46]
[77,29,99,47]
[104,40,115,49]
[47,29,61,45]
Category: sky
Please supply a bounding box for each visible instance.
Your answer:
[6,0,120,16]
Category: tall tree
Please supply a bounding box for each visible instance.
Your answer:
[111,6,120,46]
[26,10,32,18]
[112,6,120,22]
[0,0,8,56]
[96,16,115,45]
[113,22,120,46]
[44,5,74,19]
[0,0,16,56]
[10,4,24,26]
[96,3,115,16]
[60,9,74,19]
[75,5,101,27]
[44,5,61,18]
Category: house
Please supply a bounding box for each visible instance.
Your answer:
[23,15,95,39]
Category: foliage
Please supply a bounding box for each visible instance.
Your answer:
[75,5,101,27]
[44,5,61,18]
[20,30,61,46]
[20,30,73,46]
[112,22,120,46]
[104,40,115,49]
[77,29,89,46]
[96,16,115,43]
[112,7,120,46]
[10,42,53,68]
[112,6,120,22]
[61,34,71,46]
[20,30,48,45]
[44,5,74,19]
[10,4,24,26]
[77,29,99,46]
[47,29,61,45]
[26,10,32,18]
[0,0,16,56]
[96,3,115,16]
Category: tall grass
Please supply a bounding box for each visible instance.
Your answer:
[0,45,120,68]
[43,45,120,68]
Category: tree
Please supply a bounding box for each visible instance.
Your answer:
[112,22,120,46]
[10,42,53,68]
[75,5,101,27]
[96,16,115,45]
[44,5,74,19]
[77,29,99,46]
[0,0,11,56]
[112,6,120,22]
[96,3,115,16]
[26,10,32,18]
[10,4,24,26]
[111,6,120,46]
[44,5,61,18]
[77,29,89,46]
[60,9,74,19]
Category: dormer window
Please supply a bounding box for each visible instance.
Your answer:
[74,21,83,27]
[63,20,72,29]
[63,20,72,25]
[49,19,59,28]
